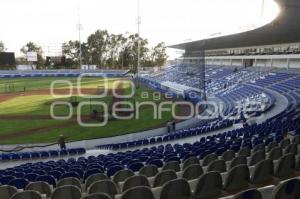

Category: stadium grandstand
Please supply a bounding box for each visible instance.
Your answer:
[1,0,300,199]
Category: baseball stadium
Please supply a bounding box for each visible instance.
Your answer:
[0,0,300,199]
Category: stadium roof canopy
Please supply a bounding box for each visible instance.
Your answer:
[170,0,300,51]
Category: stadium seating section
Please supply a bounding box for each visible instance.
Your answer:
[1,65,300,198]
[0,148,86,161]
[1,137,300,198]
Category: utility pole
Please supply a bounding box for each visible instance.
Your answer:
[135,0,141,89]
[137,0,141,75]
[261,0,265,25]
[77,7,83,69]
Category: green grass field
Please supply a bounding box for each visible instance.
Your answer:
[0,77,176,144]
[0,77,116,92]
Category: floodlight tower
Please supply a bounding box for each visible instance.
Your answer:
[261,0,265,25]
[133,0,141,88]
[137,0,141,75]
[77,7,83,69]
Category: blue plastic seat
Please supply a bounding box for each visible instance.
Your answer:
[0,176,15,185]
[24,173,38,181]
[138,156,148,162]
[60,150,68,156]
[76,148,86,154]
[107,165,124,177]
[147,159,163,168]
[13,172,25,178]
[31,152,40,159]
[36,175,57,186]
[40,151,50,158]
[68,149,77,155]
[8,178,29,189]
[104,161,120,169]
[86,164,104,172]
[11,154,21,160]
[34,170,46,175]
[49,150,59,157]
[69,168,84,178]
[121,158,131,165]
[183,153,197,161]
[165,156,181,163]
[60,172,81,180]
[0,154,11,161]
[52,167,65,174]
[84,169,103,181]
[21,153,31,159]
[128,162,144,172]
[48,170,62,180]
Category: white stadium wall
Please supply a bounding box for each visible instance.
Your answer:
[16,65,36,70]
[232,60,243,67]
[272,59,288,68]
[289,59,300,68]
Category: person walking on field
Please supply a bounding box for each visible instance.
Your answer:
[58,134,68,150]
[172,120,176,132]
[167,121,171,134]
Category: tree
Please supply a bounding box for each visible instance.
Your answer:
[87,30,110,68]
[60,30,168,69]
[106,34,126,69]
[106,34,117,68]
[62,40,80,68]
[152,42,168,69]
[123,34,149,72]
[20,42,44,68]
[20,42,42,55]
[117,34,130,69]
[0,41,6,52]
[81,42,91,65]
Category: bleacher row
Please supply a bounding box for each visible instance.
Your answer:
[144,65,270,96]
[1,136,300,199]
[251,72,300,135]
[98,68,300,150]
[251,73,296,88]
[207,69,268,95]
[97,108,288,150]
[114,69,280,150]
[216,84,274,118]
[0,148,86,162]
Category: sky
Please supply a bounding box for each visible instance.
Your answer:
[0,0,279,59]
